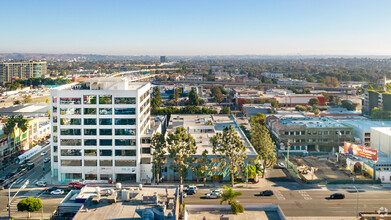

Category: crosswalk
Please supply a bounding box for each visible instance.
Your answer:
[1,189,41,213]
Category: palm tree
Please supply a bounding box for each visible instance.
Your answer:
[16,115,29,132]
[220,185,243,205]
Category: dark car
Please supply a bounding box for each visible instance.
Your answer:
[6,172,15,179]
[46,187,58,193]
[27,162,35,170]
[330,193,345,199]
[260,190,274,196]
[187,189,196,195]
[23,159,31,164]
[17,164,27,172]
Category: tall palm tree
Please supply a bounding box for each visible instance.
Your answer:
[220,185,243,205]
[16,115,29,132]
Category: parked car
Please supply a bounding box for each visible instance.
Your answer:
[36,181,47,187]
[46,187,58,192]
[68,181,85,189]
[205,190,223,196]
[17,164,27,172]
[43,158,50,163]
[260,190,274,196]
[329,193,345,199]
[6,172,15,179]
[51,189,65,195]
[206,192,221,199]
[179,192,187,198]
[27,162,35,170]
[278,162,285,169]
[41,151,48,156]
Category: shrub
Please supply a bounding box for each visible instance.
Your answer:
[231,201,244,215]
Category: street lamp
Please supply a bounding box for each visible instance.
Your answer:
[8,180,29,219]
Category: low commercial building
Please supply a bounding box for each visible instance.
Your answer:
[243,103,272,117]
[277,78,307,86]
[268,116,354,152]
[341,121,391,147]
[370,127,391,157]
[163,114,258,182]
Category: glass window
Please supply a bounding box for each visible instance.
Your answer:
[84,139,97,146]
[60,139,81,146]
[60,98,81,105]
[61,160,82,166]
[64,173,82,179]
[115,139,136,146]
[100,150,112,156]
[99,118,112,125]
[100,139,112,146]
[115,150,136,156]
[115,108,135,115]
[84,118,97,125]
[115,129,136,136]
[83,95,97,104]
[100,160,112,166]
[141,138,151,144]
[115,118,136,125]
[84,129,97,135]
[84,160,97,166]
[53,116,58,123]
[60,118,81,125]
[141,158,151,164]
[84,108,96,115]
[54,156,58,162]
[60,129,81,135]
[115,97,136,104]
[142,148,151,154]
[115,160,136,167]
[84,150,97,156]
[53,106,57,113]
[100,129,112,135]
[52,96,57,103]
[99,108,112,115]
[60,108,81,115]
[53,136,58,143]
[53,126,58,133]
[61,149,81,156]
[346,131,351,135]
[99,95,112,104]
[53,145,58,152]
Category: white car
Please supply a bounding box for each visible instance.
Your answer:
[205,190,222,196]
[51,189,64,195]
[36,181,47,187]
[185,185,197,192]
[278,162,286,169]
[206,192,221,199]
[41,151,48,156]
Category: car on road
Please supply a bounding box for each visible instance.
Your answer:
[179,192,187,198]
[187,189,196,195]
[68,181,85,189]
[206,192,221,199]
[0,178,5,184]
[329,193,345,199]
[41,151,48,156]
[205,190,223,196]
[46,187,58,192]
[36,181,47,187]
[6,172,16,179]
[51,189,65,195]
[184,185,197,193]
[27,162,35,170]
[278,162,285,169]
[260,190,274,196]
[43,158,50,163]
[23,159,31,164]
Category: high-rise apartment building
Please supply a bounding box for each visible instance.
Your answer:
[0,60,47,83]
[160,56,166,63]
[50,78,152,183]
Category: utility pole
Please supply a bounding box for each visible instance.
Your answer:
[353,178,359,218]
[286,139,290,169]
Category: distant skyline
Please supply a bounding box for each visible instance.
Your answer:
[1,0,391,56]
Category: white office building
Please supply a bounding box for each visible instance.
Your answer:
[50,78,151,184]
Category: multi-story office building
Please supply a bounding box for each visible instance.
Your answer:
[0,61,47,83]
[160,56,166,63]
[50,78,151,183]
[267,116,354,152]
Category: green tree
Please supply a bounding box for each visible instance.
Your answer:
[249,113,265,127]
[220,107,232,114]
[151,132,166,185]
[250,123,276,178]
[16,115,29,132]
[166,127,197,185]
[151,86,162,110]
[17,197,42,218]
[211,85,224,104]
[211,125,247,187]
[197,150,213,187]
[187,88,201,106]
[308,98,319,106]
[313,108,320,116]
[220,185,244,215]
[368,85,374,90]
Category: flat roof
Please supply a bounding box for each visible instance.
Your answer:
[279,117,349,128]
[0,104,49,115]
[371,127,391,136]
[167,114,257,155]
[343,121,391,132]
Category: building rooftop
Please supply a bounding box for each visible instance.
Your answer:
[0,104,49,116]
[55,77,149,91]
[278,117,349,128]
[371,127,391,137]
[342,121,391,132]
[167,114,257,155]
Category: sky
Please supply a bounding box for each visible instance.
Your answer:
[1,0,391,56]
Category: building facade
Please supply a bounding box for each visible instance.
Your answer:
[50,78,151,183]
[0,61,47,83]
[267,116,354,152]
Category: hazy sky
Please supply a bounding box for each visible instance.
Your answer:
[1,0,391,56]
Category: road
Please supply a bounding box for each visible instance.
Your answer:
[184,185,391,218]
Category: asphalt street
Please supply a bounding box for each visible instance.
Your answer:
[184,186,391,218]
